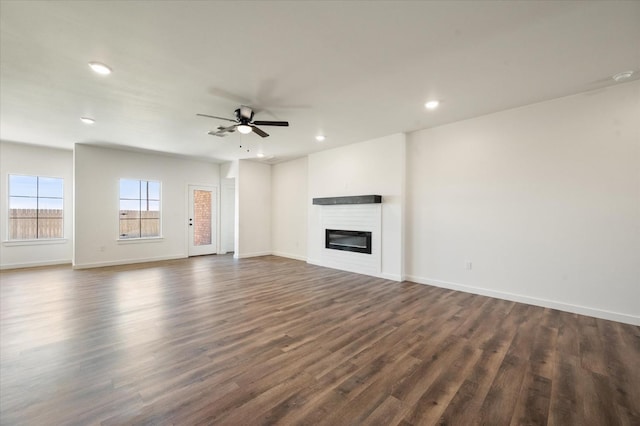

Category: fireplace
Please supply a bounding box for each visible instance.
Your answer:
[325,229,372,254]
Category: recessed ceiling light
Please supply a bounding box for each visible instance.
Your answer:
[256,153,265,158]
[425,100,439,110]
[612,71,634,82]
[315,135,326,142]
[80,117,95,124]
[237,124,252,134]
[88,61,112,75]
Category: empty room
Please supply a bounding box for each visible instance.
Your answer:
[1,1,638,425]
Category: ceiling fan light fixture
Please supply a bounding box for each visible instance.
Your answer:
[88,61,112,75]
[237,124,252,134]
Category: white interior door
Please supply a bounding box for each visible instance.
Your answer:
[188,185,217,256]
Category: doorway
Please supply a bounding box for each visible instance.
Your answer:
[188,185,217,256]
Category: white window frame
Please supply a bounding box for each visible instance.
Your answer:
[6,174,64,241]
[118,178,162,241]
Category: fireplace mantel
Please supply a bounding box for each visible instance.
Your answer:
[312,195,382,205]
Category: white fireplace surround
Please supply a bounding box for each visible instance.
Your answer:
[311,204,382,277]
[306,134,406,282]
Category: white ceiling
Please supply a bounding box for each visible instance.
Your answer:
[1,1,639,164]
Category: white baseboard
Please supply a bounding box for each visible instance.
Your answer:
[1,259,71,270]
[405,275,640,326]
[381,272,404,282]
[307,258,404,282]
[272,251,307,262]
[233,251,273,259]
[73,254,187,269]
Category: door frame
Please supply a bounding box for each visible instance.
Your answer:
[187,184,218,256]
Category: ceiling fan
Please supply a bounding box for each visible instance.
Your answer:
[197,105,289,138]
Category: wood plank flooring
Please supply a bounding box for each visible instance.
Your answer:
[1,255,638,425]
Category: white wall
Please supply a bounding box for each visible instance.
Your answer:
[220,162,236,254]
[235,159,271,258]
[220,182,236,254]
[272,157,308,261]
[74,144,220,268]
[308,133,406,280]
[406,81,640,325]
[0,141,73,269]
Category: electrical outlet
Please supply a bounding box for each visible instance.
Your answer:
[465,261,472,270]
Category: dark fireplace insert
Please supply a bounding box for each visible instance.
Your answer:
[325,229,372,254]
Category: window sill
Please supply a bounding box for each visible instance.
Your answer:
[3,238,68,247]
[117,237,164,245]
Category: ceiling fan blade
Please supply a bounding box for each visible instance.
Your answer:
[196,113,237,123]
[251,126,269,138]
[218,124,238,132]
[207,124,238,136]
[253,120,289,127]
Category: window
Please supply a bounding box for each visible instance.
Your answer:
[8,174,64,240]
[119,179,161,239]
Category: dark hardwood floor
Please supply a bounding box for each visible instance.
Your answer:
[1,255,638,425]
